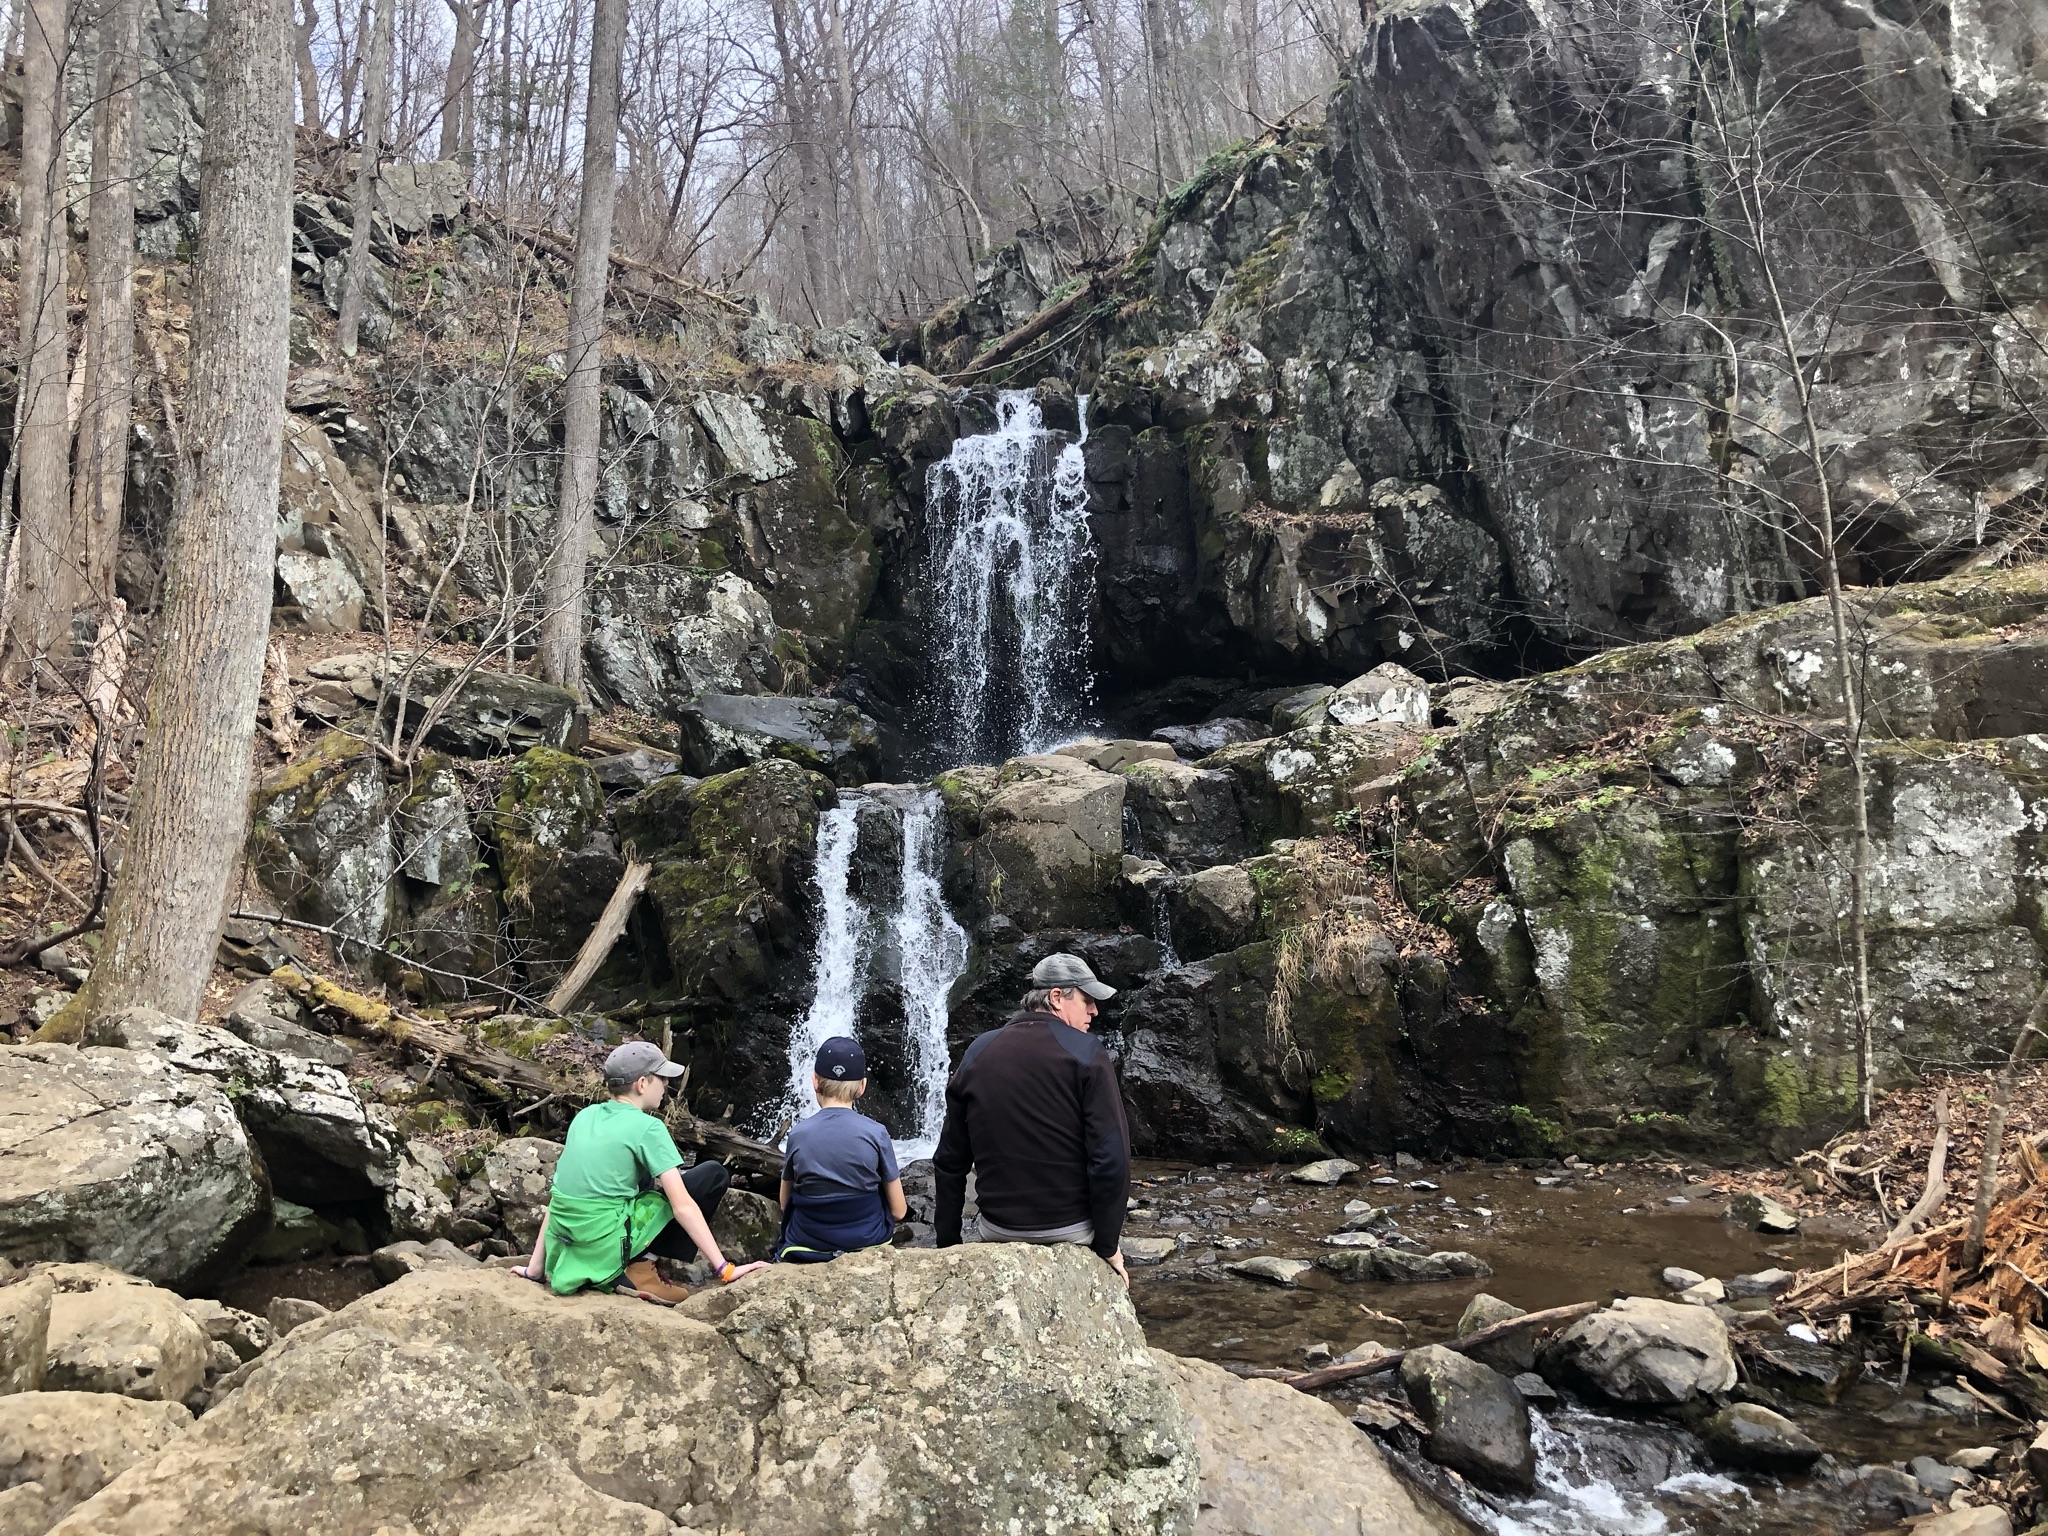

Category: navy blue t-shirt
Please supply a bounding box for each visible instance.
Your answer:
[785,1107,900,1198]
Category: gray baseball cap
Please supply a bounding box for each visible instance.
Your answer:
[1031,952,1117,1000]
[604,1041,686,1081]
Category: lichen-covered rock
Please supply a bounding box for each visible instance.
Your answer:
[0,1392,193,1531]
[481,1139,560,1249]
[247,729,395,946]
[82,1012,400,1208]
[1149,1351,1467,1535]
[673,693,884,783]
[1327,663,1431,728]
[708,1188,782,1264]
[43,1281,208,1405]
[586,567,790,715]
[941,754,1126,929]
[1203,722,1426,841]
[1548,1297,1736,1405]
[393,658,585,759]
[44,1325,670,1536]
[385,1143,459,1244]
[0,1276,53,1396]
[0,1048,267,1289]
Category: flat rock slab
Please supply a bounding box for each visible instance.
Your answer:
[1288,1159,1360,1186]
[1226,1256,1315,1286]
[1121,1237,1179,1265]
[1316,1249,1492,1284]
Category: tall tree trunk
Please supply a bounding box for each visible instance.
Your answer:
[61,0,294,1030]
[294,0,322,129]
[767,0,828,318]
[336,0,393,355]
[439,0,478,161]
[73,0,142,615]
[533,0,623,691]
[822,0,876,312]
[11,0,76,674]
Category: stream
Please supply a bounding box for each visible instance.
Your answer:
[1109,1156,1996,1535]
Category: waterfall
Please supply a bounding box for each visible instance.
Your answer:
[923,389,1096,764]
[773,801,867,1134]
[775,786,969,1158]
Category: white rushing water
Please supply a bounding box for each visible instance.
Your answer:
[773,787,969,1159]
[1474,1410,1751,1536]
[923,389,1096,764]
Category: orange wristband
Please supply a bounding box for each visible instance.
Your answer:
[719,1261,738,1283]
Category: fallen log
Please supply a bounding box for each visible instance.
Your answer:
[946,275,1104,382]
[268,964,784,1177]
[1908,1332,2048,1419]
[1280,1300,1600,1393]
[546,860,650,1014]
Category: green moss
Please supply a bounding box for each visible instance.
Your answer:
[1269,1124,1330,1158]
[1310,1067,1353,1103]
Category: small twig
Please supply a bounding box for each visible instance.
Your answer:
[512,1093,556,1118]
[1885,1088,1950,1247]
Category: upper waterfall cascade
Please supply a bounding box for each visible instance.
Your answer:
[921,390,1097,765]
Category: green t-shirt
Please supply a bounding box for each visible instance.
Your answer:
[550,1099,684,1201]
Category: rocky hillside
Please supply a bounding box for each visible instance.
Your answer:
[9,0,2048,1175]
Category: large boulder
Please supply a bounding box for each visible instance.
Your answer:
[586,567,790,715]
[56,1248,1198,1534]
[246,729,395,947]
[83,1012,400,1208]
[1203,722,1427,841]
[43,1326,669,1536]
[1399,1344,1534,1492]
[1151,1351,1467,1535]
[1547,1297,1736,1405]
[0,1392,192,1532]
[939,754,1126,929]
[0,1047,267,1289]
[1119,760,1250,870]
[673,693,884,784]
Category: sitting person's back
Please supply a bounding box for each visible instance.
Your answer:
[776,1036,907,1261]
[933,954,1131,1281]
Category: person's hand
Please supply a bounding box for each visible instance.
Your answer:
[1107,1251,1129,1288]
[723,1260,770,1283]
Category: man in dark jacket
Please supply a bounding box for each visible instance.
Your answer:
[934,952,1131,1283]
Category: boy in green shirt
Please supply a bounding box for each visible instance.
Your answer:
[516,1041,767,1302]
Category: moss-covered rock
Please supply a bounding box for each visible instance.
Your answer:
[1203,720,1429,841]
[489,747,618,979]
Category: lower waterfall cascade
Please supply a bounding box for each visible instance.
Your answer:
[772,785,969,1159]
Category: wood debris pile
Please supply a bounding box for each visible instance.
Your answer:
[1782,1135,2048,1357]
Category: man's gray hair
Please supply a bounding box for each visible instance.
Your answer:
[1020,986,1057,1012]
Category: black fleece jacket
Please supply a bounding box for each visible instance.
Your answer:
[933,1011,1131,1259]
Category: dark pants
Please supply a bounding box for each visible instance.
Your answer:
[635,1161,729,1263]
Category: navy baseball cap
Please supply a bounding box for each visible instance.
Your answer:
[814,1036,867,1081]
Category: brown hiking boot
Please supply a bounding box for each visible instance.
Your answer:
[621,1258,692,1305]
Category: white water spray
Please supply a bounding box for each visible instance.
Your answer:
[923,390,1096,763]
[774,787,969,1158]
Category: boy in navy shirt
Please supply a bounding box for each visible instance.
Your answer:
[776,1037,907,1262]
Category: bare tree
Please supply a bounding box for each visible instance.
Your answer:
[534,0,626,691]
[338,0,396,355]
[62,0,296,1029]
[439,0,480,160]
[10,0,75,674]
[73,0,144,617]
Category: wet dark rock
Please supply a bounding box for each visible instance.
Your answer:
[673,693,884,784]
[1457,1293,1534,1373]
[1742,1335,1864,1404]
[1726,1267,1797,1298]
[591,748,683,790]
[1316,1248,1491,1283]
[1399,1344,1534,1493]
[1512,1372,1557,1403]
[1151,718,1267,757]
[1700,1403,1822,1473]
